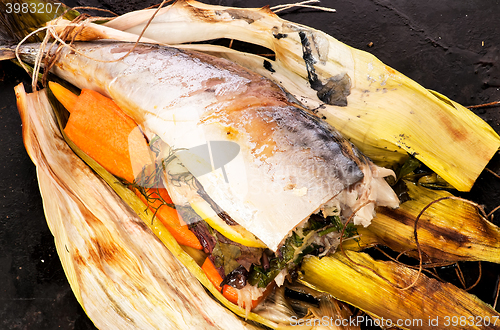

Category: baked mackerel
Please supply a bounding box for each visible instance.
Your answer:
[12,41,399,251]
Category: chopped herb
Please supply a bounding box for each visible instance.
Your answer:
[397,156,421,180]
[290,231,303,247]
[121,144,186,224]
[294,243,321,264]
[318,226,336,237]
[327,215,358,238]
[248,233,303,288]
[247,214,357,288]
[301,215,330,235]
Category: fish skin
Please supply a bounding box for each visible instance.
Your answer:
[17,41,367,251]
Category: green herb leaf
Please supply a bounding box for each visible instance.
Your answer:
[212,241,242,276]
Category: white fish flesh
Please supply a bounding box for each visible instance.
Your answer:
[16,41,399,251]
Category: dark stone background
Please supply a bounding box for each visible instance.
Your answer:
[0,0,499,329]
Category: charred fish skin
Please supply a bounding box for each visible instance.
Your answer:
[16,41,385,251]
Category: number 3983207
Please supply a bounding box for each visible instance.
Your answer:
[5,2,62,14]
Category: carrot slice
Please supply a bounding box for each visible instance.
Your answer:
[50,82,202,250]
[49,82,77,113]
[134,186,202,250]
[202,258,273,309]
[50,81,151,183]
[202,257,224,293]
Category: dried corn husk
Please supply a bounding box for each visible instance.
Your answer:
[16,84,267,329]
[342,182,500,263]
[300,251,500,330]
[77,0,499,192]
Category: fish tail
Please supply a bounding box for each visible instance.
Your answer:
[0,46,16,61]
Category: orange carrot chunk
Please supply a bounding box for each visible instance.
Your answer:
[222,282,273,310]
[49,82,77,113]
[50,82,202,250]
[134,186,202,250]
[202,257,224,293]
[50,81,151,183]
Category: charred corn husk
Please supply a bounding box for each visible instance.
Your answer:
[342,182,500,263]
[83,0,500,192]
[300,251,500,330]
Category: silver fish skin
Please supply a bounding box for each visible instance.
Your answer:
[16,41,396,251]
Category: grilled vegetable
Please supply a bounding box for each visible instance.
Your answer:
[202,257,272,309]
[49,82,152,183]
[50,81,203,250]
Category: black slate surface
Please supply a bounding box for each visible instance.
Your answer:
[1,0,499,329]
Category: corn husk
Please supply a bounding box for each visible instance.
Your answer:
[9,1,500,329]
[16,83,267,329]
[87,0,499,192]
[342,182,500,263]
[300,251,500,330]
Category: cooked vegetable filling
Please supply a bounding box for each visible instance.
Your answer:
[49,79,367,309]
